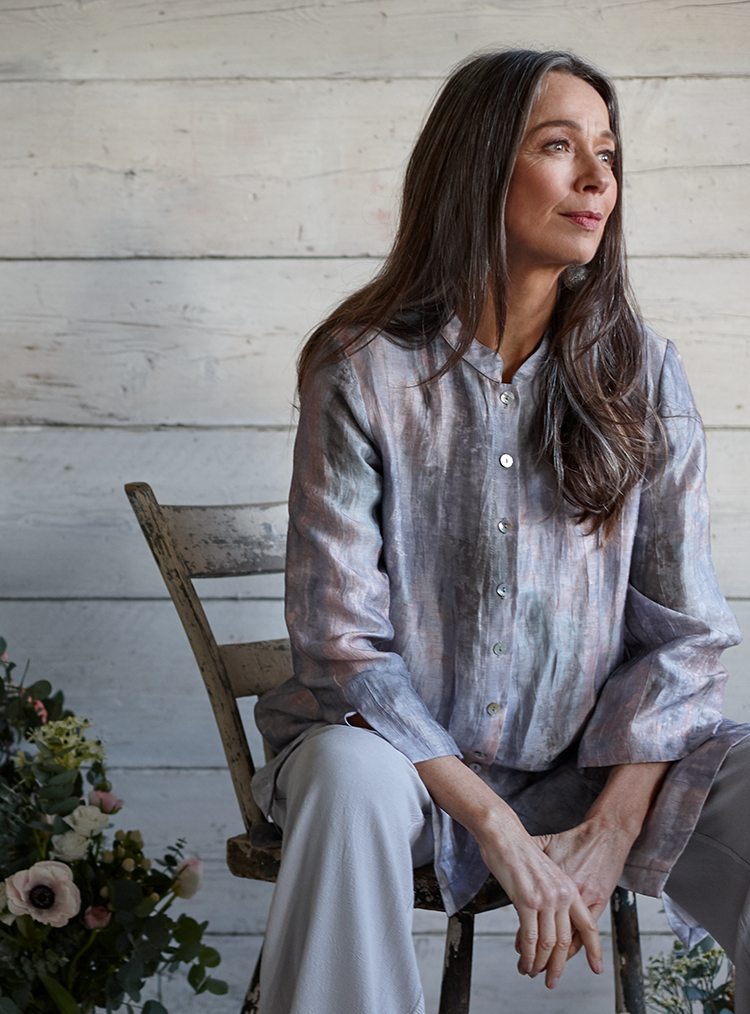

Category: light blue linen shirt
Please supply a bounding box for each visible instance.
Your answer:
[253,318,748,914]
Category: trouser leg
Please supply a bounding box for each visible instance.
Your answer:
[664,736,750,1012]
[257,724,435,1014]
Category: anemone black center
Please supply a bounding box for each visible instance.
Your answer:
[28,884,56,910]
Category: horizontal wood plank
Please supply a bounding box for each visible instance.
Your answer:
[0,425,293,597]
[1,598,286,768]
[0,78,747,258]
[0,0,748,80]
[1,425,749,596]
[1,257,748,427]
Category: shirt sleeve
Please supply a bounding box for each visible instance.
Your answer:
[284,352,461,764]
[578,340,742,767]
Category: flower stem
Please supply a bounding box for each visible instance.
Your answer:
[66,928,97,993]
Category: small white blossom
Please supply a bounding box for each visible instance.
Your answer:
[51,830,89,861]
[64,804,110,838]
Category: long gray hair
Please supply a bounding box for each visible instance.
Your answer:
[298,49,658,536]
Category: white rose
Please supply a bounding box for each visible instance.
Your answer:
[51,830,90,861]
[64,804,110,838]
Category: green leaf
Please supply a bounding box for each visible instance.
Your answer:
[134,896,157,919]
[204,978,228,996]
[143,915,171,951]
[0,998,22,1014]
[173,916,202,944]
[40,977,83,1014]
[46,769,79,787]
[142,1002,169,1014]
[45,796,81,816]
[187,964,205,990]
[174,940,203,963]
[199,945,221,968]
[28,680,52,700]
[108,879,143,911]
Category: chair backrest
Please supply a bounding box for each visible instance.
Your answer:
[125,481,292,832]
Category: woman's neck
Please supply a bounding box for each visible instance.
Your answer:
[474,270,560,383]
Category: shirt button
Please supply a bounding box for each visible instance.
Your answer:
[495,584,508,598]
[499,453,514,468]
[469,762,483,773]
[486,702,502,717]
[500,391,516,406]
[492,642,507,656]
[498,518,513,534]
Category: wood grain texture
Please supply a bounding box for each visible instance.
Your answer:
[0,426,293,597]
[1,256,748,427]
[0,78,747,258]
[0,0,748,80]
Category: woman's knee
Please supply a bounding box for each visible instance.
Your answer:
[278,724,430,828]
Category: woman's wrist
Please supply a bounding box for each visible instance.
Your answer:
[583,761,671,843]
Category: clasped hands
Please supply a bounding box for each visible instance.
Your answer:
[478,817,631,990]
[415,753,667,991]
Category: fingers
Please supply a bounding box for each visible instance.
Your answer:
[515,905,538,976]
[513,899,602,988]
[570,894,604,976]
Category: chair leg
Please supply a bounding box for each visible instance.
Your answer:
[241,943,263,1014]
[610,887,645,1014]
[438,910,475,1014]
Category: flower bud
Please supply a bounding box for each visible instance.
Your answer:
[140,857,152,871]
[129,830,144,848]
[114,829,125,842]
[122,858,135,873]
[102,851,114,864]
[99,886,108,899]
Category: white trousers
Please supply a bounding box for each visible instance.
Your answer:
[257,725,750,1014]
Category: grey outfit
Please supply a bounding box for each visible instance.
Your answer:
[254,319,749,915]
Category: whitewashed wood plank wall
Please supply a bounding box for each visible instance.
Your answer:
[1,2,749,1008]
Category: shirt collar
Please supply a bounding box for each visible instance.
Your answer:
[440,315,550,385]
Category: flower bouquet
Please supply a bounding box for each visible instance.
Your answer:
[0,639,226,1013]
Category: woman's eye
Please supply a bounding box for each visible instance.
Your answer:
[598,149,616,165]
[545,138,570,152]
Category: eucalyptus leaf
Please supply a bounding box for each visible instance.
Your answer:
[204,977,229,996]
[142,1002,168,1014]
[28,681,52,700]
[108,879,143,911]
[40,977,82,1014]
[0,998,22,1014]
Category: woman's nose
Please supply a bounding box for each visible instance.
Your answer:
[579,153,613,193]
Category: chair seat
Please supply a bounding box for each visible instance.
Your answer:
[226,831,511,915]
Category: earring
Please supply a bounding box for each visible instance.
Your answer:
[562,265,587,291]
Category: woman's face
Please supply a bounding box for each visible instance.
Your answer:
[504,71,618,278]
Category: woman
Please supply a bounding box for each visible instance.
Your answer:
[252,50,750,1012]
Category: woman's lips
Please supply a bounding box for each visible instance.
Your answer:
[561,211,603,231]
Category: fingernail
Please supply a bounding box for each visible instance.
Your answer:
[596,961,604,974]
[548,977,559,990]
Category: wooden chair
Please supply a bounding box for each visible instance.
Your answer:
[125,481,646,1014]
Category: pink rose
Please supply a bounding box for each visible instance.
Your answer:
[88,789,123,814]
[174,857,204,899]
[5,861,81,927]
[33,700,48,723]
[84,905,111,930]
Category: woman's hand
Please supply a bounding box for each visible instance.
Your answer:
[477,813,603,988]
[528,820,630,962]
[414,755,603,989]
[526,760,672,961]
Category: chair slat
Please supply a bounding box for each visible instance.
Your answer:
[164,502,288,578]
[221,640,293,698]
